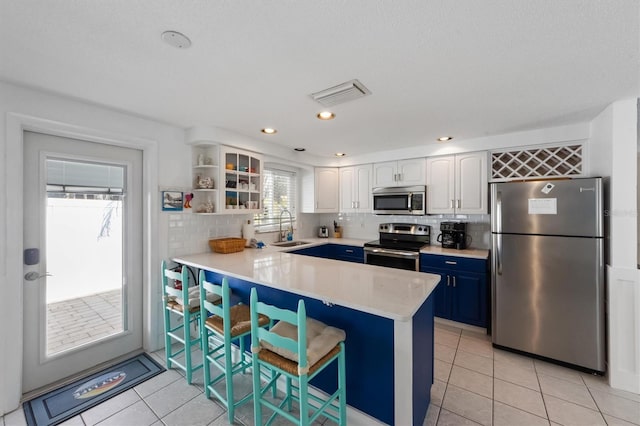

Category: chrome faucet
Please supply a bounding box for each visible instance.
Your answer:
[278,208,293,242]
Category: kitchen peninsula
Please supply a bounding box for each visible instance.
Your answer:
[174,243,440,426]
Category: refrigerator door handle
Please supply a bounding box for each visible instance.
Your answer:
[495,190,502,234]
[496,233,503,275]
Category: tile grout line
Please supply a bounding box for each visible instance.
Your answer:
[580,374,616,424]
[531,358,551,424]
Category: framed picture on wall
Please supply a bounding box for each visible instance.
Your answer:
[162,191,183,211]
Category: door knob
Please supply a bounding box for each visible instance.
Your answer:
[24,271,52,281]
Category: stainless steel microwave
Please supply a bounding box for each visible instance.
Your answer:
[372,185,426,215]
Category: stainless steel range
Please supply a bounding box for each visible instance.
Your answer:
[364,223,431,271]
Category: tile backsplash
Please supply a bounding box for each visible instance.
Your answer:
[164,212,324,259]
[163,211,490,261]
[315,212,491,249]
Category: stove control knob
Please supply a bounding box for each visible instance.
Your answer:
[418,226,423,232]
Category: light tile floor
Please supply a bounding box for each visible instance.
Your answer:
[47,290,122,355]
[3,322,639,425]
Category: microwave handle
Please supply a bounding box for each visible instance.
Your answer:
[408,192,413,211]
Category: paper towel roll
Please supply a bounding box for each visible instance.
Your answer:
[242,220,255,246]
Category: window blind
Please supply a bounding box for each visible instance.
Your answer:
[254,168,297,232]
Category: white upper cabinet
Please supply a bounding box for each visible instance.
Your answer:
[339,164,372,212]
[190,143,219,214]
[301,167,339,213]
[426,152,488,214]
[220,146,263,213]
[373,159,425,187]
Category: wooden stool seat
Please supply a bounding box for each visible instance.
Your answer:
[204,304,269,338]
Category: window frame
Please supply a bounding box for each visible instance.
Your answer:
[254,165,298,233]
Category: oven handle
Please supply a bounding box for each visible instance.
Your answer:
[364,247,420,259]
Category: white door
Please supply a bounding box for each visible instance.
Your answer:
[426,156,455,214]
[22,131,143,393]
[397,159,425,186]
[355,164,372,212]
[372,161,397,187]
[339,167,355,212]
[314,168,339,212]
[456,152,488,214]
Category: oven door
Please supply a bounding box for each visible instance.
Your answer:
[364,247,420,271]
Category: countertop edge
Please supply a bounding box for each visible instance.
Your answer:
[173,250,440,322]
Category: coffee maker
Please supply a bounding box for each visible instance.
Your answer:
[438,222,468,249]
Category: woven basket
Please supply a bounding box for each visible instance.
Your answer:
[209,237,246,254]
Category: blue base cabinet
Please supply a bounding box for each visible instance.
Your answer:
[291,244,364,263]
[421,254,488,328]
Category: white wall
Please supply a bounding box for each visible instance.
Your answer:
[590,99,640,394]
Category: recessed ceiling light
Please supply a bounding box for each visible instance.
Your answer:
[437,136,453,142]
[161,31,191,49]
[335,152,346,157]
[294,147,306,152]
[261,128,277,134]
[317,111,336,120]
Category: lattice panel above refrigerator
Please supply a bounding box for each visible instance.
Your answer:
[491,144,583,181]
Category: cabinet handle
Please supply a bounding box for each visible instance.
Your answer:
[450,200,454,209]
[398,173,403,181]
[445,260,457,265]
[456,199,461,209]
[345,249,354,253]
[393,173,397,181]
[446,275,450,286]
[453,276,457,287]
[356,201,359,209]
[316,202,319,209]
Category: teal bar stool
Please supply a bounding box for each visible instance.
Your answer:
[199,272,270,423]
[249,288,347,426]
[162,260,210,384]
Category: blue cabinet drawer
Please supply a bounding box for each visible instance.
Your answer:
[420,254,487,273]
[330,244,364,262]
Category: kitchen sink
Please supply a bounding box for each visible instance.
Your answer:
[271,241,312,247]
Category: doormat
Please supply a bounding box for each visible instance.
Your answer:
[23,353,165,426]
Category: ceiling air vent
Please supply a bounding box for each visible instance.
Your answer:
[310,79,371,107]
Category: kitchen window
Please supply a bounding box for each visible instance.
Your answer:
[254,167,297,232]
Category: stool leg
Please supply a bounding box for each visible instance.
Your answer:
[225,335,235,423]
[286,377,292,412]
[164,308,172,368]
[252,359,262,426]
[239,336,247,373]
[271,368,277,398]
[338,344,347,426]
[184,313,192,384]
[202,327,211,399]
[299,375,309,426]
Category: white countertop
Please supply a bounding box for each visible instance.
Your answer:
[284,237,489,259]
[174,245,440,322]
[419,245,489,259]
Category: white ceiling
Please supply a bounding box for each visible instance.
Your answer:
[1,1,638,158]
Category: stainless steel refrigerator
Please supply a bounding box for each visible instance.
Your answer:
[491,177,605,373]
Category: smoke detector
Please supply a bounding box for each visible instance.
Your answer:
[161,31,191,49]
[310,79,371,107]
